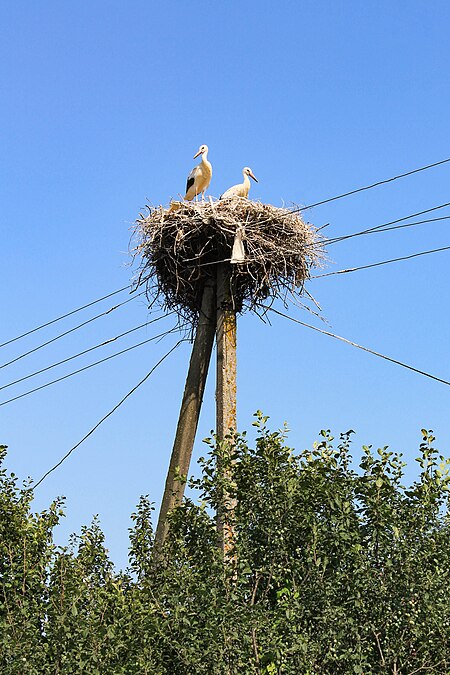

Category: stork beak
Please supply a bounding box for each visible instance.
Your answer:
[249,171,258,183]
[193,149,202,159]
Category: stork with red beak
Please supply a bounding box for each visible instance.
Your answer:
[184,144,212,201]
[220,167,258,200]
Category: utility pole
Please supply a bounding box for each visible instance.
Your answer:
[154,264,238,557]
[154,279,216,553]
[215,263,237,555]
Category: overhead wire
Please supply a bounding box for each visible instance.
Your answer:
[31,339,184,490]
[258,305,450,388]
[7,157,450,488]
[0,313,172,392]
[2,157,449,354]
[311,245,450,279]
[0,284,132,350]
[1,156,449,396]
[0,322,184,407]
[296,157,450,212]
[320,202,450,248]
[329,214,450,240]
[192,211,450,270]
[0,291,146,370]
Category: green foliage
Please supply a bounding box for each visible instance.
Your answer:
[0,419,449,674]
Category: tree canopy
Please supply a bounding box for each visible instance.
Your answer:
[1,414,449,674]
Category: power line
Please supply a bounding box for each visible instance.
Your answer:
[0,284,132,350]
[0,291,146,371]
[195,208,450,271]
[339,215,450,239]
[185,213,450,275]
[0,313,172,392]
[319,202,450,248]
[2,158,448,365]
[31,339,184,490]
[2,158,448,353]
[0,323,183,407]
[311,244,450,279]
[259,305,450,387]
[297,157,450,212]
[326,202,450,246]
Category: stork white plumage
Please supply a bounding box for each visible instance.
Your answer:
[184,144,212,201]
[220,167,258,200]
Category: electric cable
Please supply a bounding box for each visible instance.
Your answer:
[3,157,450,354]
[0,284,132,350]
[31,339,184,490]
[0,291,146,370]
[258,305,450,387]
[0,323,183,407]
[296,157,450,212]
[311,245,450,279]
[0,313,172,392]
[320,202,450,248]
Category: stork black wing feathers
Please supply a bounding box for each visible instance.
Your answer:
[186,175,195,194]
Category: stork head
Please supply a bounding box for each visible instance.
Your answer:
[193,144,208,159]
[243,167,258,182]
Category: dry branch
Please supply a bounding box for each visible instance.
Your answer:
[133,198,325,325]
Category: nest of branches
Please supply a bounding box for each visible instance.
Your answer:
[133,199,324,324]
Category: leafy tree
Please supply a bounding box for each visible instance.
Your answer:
[0,445,62,672]
[0,416,449,674]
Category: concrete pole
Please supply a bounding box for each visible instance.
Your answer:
[215,263,237,555]
[154,279,216,553]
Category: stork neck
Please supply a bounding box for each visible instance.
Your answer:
[201,150,209,164]
[243,174,250,189]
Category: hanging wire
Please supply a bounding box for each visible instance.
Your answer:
[31,339,185,490]
[321,202,450,248]
[0,313,174,392]
[0,291,146,370]
[311,245,450,279]
[296,157,450,212]
[0,323,184,407]
[257,304,450,387]
[0,284,132,350]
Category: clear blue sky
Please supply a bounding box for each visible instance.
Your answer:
[1,1,449,569]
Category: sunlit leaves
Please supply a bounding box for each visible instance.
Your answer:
[0,420,449,673]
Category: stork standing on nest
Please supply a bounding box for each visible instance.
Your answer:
[221,167,259,263]
[184,144,212,201]
[220,167,258,200]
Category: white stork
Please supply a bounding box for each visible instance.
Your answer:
[184,144,212,201]
[220,167,258,200]
[223,167,259,264]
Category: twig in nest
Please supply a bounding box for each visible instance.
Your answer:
[133,198,325,327]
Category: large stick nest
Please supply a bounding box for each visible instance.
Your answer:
[133,199,324,324]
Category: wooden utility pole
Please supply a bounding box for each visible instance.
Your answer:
[154,279,216,552]
[215,263,237,554]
